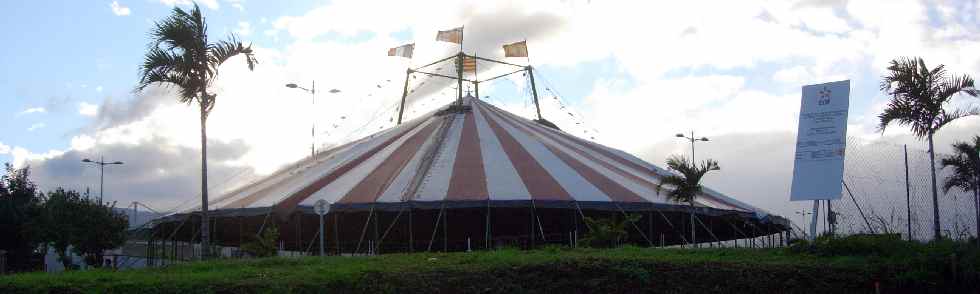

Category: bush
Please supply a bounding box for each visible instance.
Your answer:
[241,223,279,258]
[581,214,640,248]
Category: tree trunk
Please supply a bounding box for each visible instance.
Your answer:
[928,132,941,240]
[199,106,210,259]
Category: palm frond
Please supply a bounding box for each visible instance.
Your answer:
[208,35,257,72]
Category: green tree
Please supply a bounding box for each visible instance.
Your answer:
[39,188,129,269]
[940,136,980,244]
[136,2,257,258]
[39,188,85,270]
[878,57,978,240]
[0,164,44,272]
[657,155,720,246]
[73,198,128,268]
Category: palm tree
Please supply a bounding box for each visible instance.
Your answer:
[878,57,977,240]
[136,3,257,258]
[657,155,720,247]
[940,136,980,244]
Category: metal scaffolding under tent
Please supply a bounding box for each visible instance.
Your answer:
[150,33,791,258]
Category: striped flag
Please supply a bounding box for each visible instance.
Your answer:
[436,27,463,44]
[461,56,476,73]
[387,43,414,58]
[503,41,528,57]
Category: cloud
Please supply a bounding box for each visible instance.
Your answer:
[27,123,46,132]
[15,0,980,220]
[0,142,10,155]
[25,137,255,211]
[79,102,99,117]
[235,21,251,36]
[160,0,218,10]
[19,107,46,115]
[227,0,244,11]
[110,1,131,16]
[96,86,104,92]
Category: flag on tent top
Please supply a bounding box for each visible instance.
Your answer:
[436,27,463,44]
[461,56,476,73]
[503,41,528,57]
[387,43,414,58]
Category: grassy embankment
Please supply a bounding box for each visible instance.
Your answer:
[2,236,978,293]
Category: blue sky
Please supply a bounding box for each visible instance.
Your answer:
[1,0,978,228]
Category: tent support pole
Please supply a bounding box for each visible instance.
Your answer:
[655,208,689,245]
[355,205,375,254]
[409,203,414,252]
[427,203,446,252]
[443,206,449,251]
[485,199,491,249]
[377,207,406,252]
[614,202,653,246]
[693,215,722,244]
[334,212,341,255]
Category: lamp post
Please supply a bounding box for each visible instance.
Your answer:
[81,156,124,204]
[286,82,340,160]
[675,131,709,163]
[795,210,811,240]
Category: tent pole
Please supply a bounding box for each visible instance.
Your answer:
[373,209,379,254]
[397,69,412,125]
[614,202,652,246]
[334,212,341,255]
[355,205,375,254]
[654,208,688,245]
[443,206,449,252]
[486,199,491,250]
[409,203,414,252]
[377,207,405,251]
[526,66,543,120]
[427,203,446,252]
[693,215,721,244]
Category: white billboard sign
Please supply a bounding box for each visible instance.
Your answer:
[790,80,850,201]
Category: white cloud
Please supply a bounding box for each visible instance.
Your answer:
[27,123,46,132]
[79,102,99,117]
[96,86,104,92]
[160,0,218,10]
[235,21,252,36]
[227,0,244,11]
[0,142,10,155]
[110,1,131,16]
[18,0,980,216]
[19,107,46,115]
[11,147,63,168]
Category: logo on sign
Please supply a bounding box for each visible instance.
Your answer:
[818,86,831,106]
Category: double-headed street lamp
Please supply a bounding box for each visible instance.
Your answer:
[285,81,341,160]
[81,156,124,204]
[675,131,709,162]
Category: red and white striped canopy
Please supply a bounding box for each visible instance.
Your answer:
[198,95,766,216]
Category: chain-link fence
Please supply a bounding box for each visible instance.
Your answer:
[829,137,978,241]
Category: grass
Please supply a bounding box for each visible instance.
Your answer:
[1,240,977,293]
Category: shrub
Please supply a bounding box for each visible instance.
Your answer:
[241,223,279,258]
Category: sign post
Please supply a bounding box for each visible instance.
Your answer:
[314,199,330,256]
[790,80,850,239]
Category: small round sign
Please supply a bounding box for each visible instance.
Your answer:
[314,199,330,216]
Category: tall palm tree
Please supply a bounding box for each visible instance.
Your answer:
[878,57,977,240]
[136,3,257,258]
[657,155,720,247]
[940,136,980,244]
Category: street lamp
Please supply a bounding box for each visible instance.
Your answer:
[285,81,341,160]
[675,131,709,162]
[795,210,811,240]
[81,156,124,204]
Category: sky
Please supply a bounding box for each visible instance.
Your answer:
[1,0,979,230]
